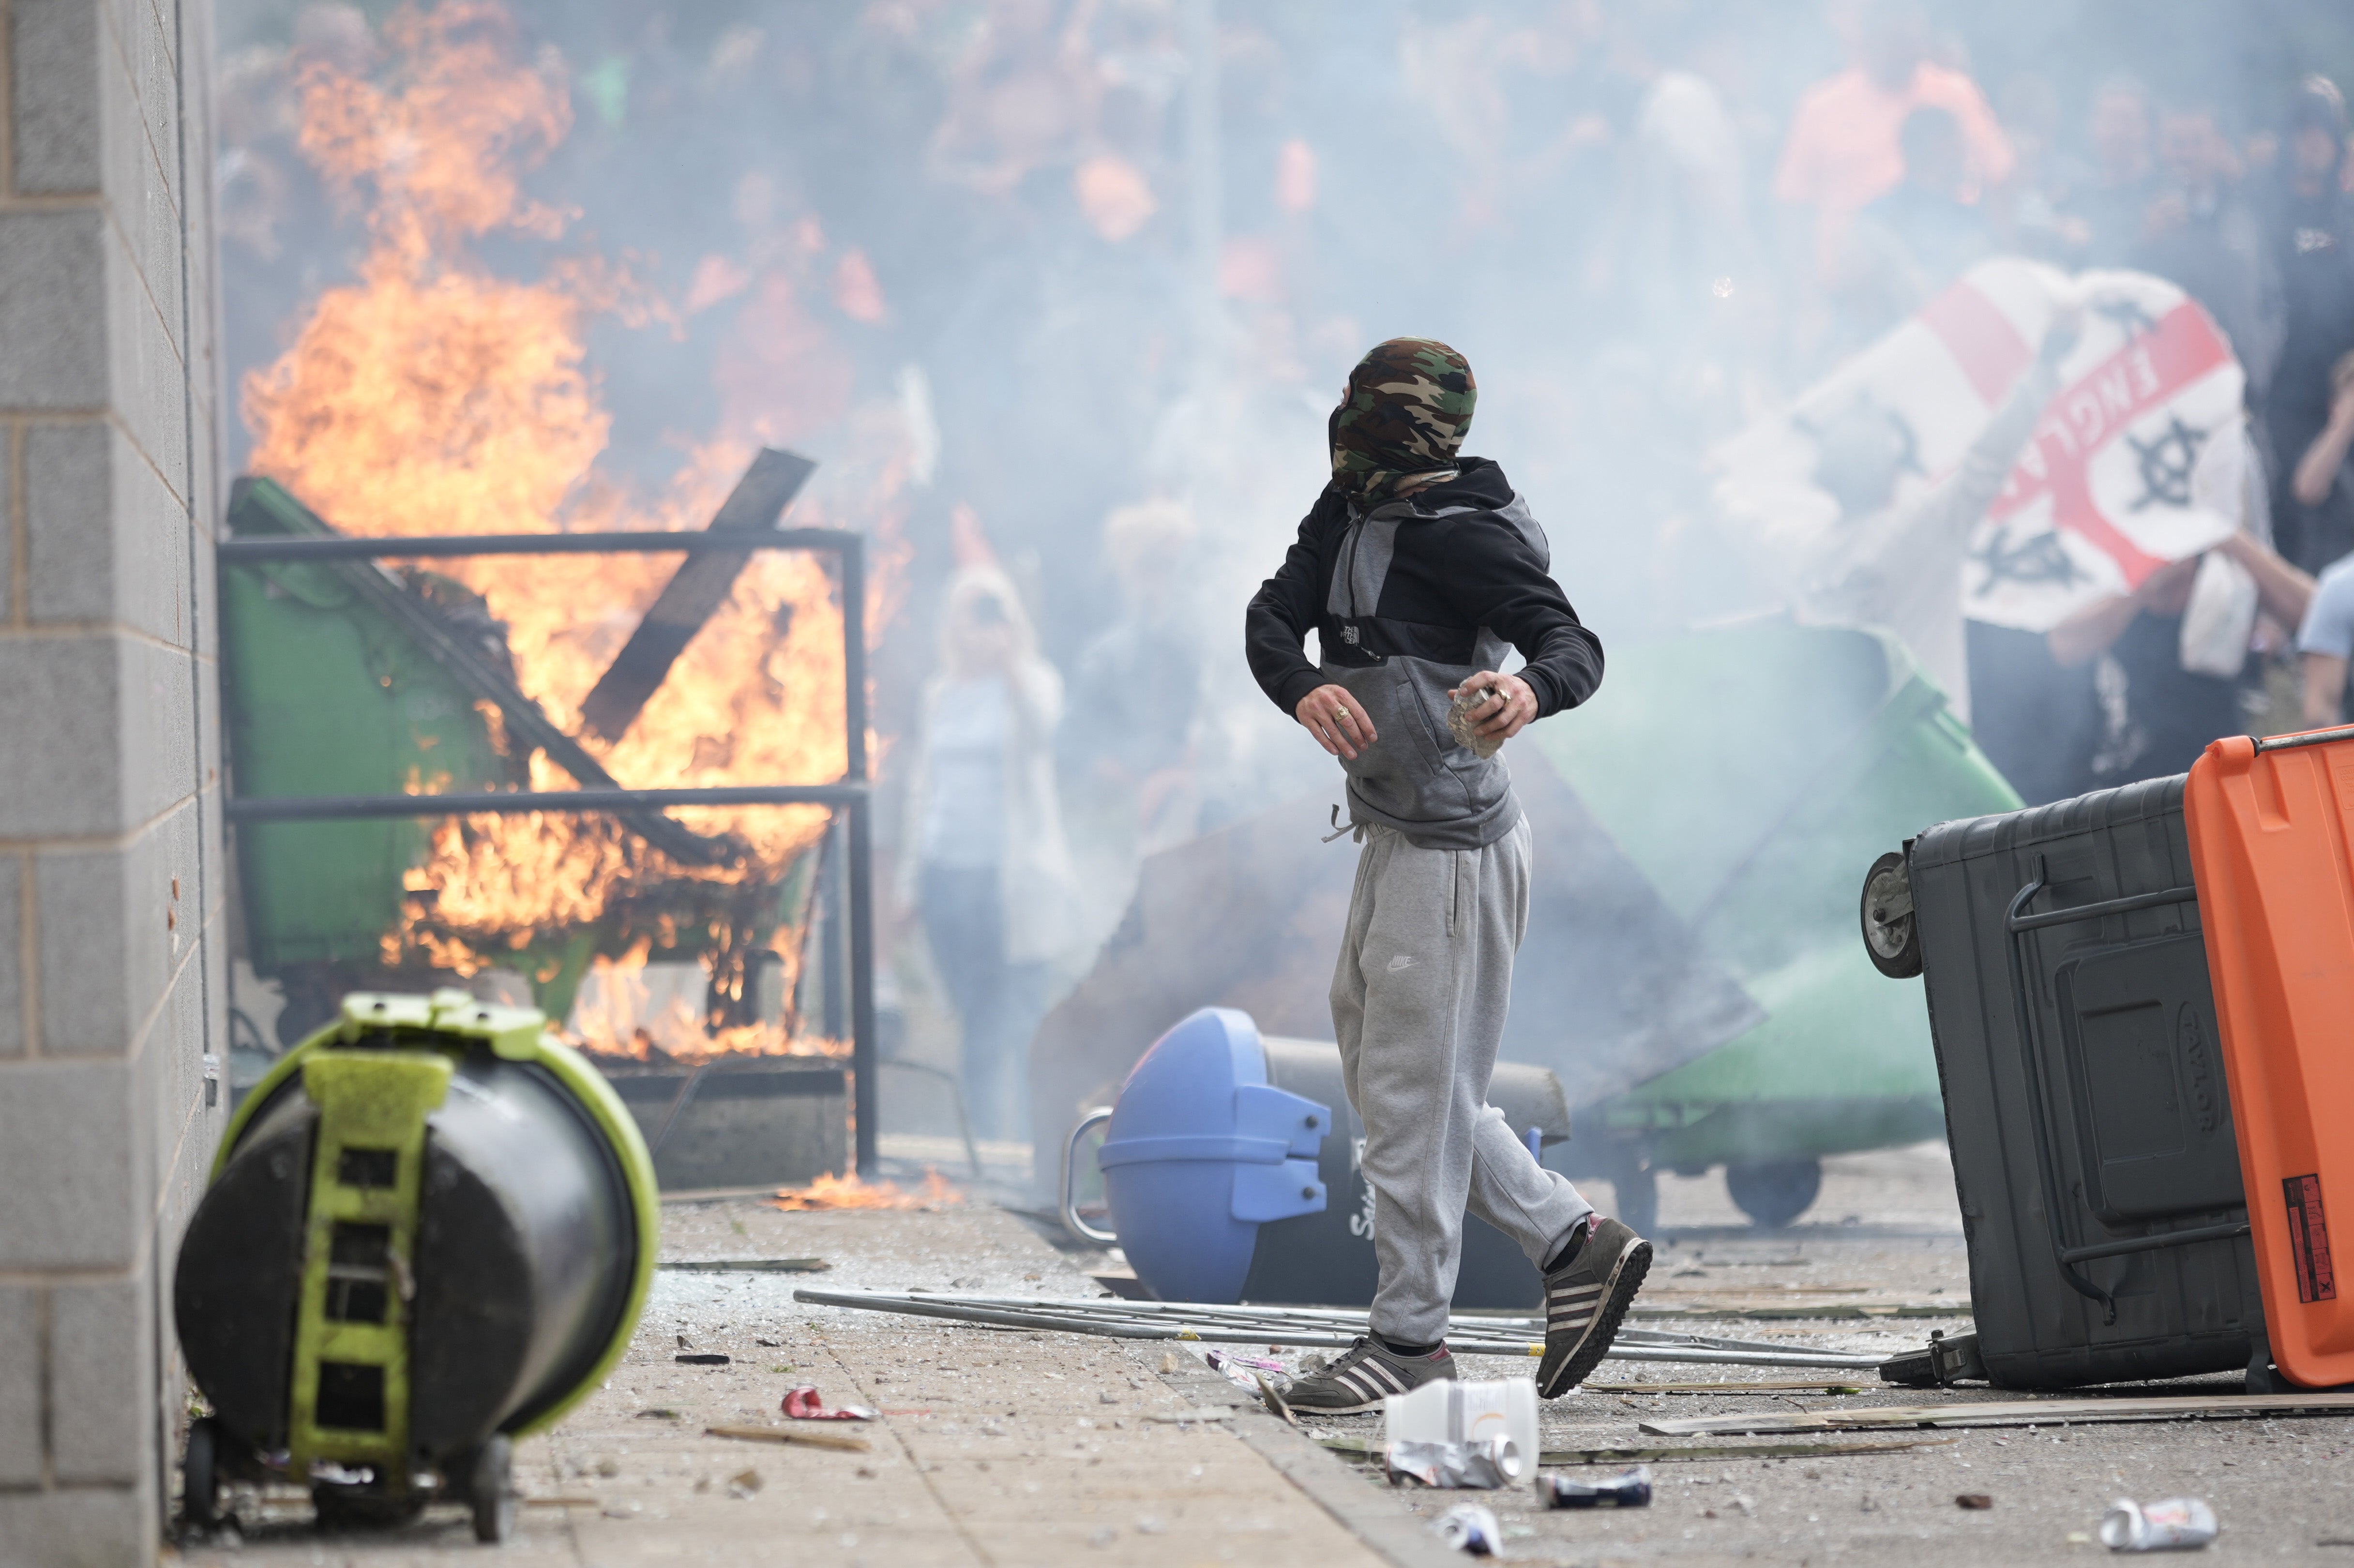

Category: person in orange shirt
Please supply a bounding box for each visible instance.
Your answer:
[1773,0,2013,278]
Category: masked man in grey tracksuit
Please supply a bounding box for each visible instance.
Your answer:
[1244,337,1652,1411]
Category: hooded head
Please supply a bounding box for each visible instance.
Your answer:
[1328,338,1478,505]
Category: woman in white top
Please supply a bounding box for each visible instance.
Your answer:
[897,567,1078,1142]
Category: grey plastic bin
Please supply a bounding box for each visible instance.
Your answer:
[1907,774,2263,1389]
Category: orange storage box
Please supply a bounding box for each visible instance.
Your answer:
[2184,728,2354,1389]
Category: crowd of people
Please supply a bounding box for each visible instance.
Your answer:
[211,0,2354,1138]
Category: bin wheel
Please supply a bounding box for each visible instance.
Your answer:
[1726,1157,1823,1230]
[1860,851,1922,979]
[182,1417,221,1530]
[470,1434,516,1544]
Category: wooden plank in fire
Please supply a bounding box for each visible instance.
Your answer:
[577,448,818,744]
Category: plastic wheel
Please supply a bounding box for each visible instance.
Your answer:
[182,1417,221,1530]
[1860,850,1922,979]
[470,1434,516,1544]
[1725,1157,1823,1229]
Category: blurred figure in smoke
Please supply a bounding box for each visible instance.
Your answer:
[2132,95,2283,418]
[897,567,1079,1142]
[1773,0,2010,305]
[1245,339,1644,1414]
[2262,77,2354,574]
[2053,75,2158,267]
[2048,524,2312,790]
[1836,106,1994,346]
[1063,498,1204,942]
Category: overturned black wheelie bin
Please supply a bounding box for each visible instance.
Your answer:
[174,992,660,1539]
[1859,777,2266,1390]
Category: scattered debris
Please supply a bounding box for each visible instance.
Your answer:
[595,1458,620,1478]
[1318,1434,1958,1465]
[1135,1517,1167,1535]
[661,1259,830,1273]
[1086,1526,1117,1547]
[2103,1498,2218,1552]
[676,1354,731,1366]
[523,1495,600,1508]
[782,1386,875,1421]
[1642,1392,2354,1436]
[706,1423,871,1454]
[728,1468,764,1499]
[1098,1390,1120,1404]
[1434,1503,1503,1556]
[1158,1353,1179,1374]
[1254,1372,1297,1428]
[1388,1438,1523,1490]
[1205,1349,1287,1387]
[635,1408,681,1421]
[1586,1380,1868,1396]
[1957,1494,1994,1510]
[1538,1467,1652,1509]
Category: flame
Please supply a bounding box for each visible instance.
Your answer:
[242,2,908,1052]
[768,1171,963,1213]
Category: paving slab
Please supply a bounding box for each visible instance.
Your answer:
[169,1142,2354,1565]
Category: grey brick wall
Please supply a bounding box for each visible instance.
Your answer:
[0,0,223,1563]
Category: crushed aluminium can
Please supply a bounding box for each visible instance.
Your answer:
[1385,1436,1526,1490]
[2100,1498,2218,1552]
[1433,1502,1504,1555]
[1537,1465,1653,1509]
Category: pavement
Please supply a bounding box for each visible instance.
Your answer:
[170,1142,2354,1566]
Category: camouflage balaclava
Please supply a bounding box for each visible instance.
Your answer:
[1328,338,1478,504]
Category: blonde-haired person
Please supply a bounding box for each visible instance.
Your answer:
[897,567,1079,1143]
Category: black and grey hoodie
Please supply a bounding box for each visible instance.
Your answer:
[1244,458,1604,849]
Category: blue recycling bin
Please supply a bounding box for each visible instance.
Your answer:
[1085,1007,1569,1307]
[1098,1009,1330,1303]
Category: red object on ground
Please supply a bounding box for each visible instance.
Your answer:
[783,1385,876,1421]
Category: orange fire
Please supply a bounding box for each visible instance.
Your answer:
[241,2,909,1049]
[768,1171,963,1213]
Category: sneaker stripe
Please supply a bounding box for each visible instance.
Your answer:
[1366,1359,1407,1395]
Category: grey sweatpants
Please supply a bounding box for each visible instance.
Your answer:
[1332,816,1596,1344]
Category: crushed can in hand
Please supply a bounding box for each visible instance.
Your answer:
[1446,685,1505,759]
[782,1386,875,1421]
[1433,1502,1503,1555]
[1386,1437,1525,1490]
[2101,1498,2218,1552]
[1538,1466,1653,1509]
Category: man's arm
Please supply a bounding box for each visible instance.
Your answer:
[1435,515,1605,721]
[2304,652,2349,729]
[1244,504,1331,717]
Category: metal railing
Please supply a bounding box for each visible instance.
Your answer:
[219,528,882,1175]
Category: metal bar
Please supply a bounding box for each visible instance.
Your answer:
[218,528,863,563]
[789,1289,1889,1369]
[841,538,879,1178]
[2058,1221,2252,1264]
[2007,884,2199,932]
[226,784,868,823]
[2256,724,2354,753]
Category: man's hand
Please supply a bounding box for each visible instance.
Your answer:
[1451,671,1539,742]
[1295,683,1377,760]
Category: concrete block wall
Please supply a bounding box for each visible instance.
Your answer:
[0,0,223,1563]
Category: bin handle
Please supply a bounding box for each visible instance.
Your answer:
[1060,1108,1118,1245]
[2002,861,2237,1326]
